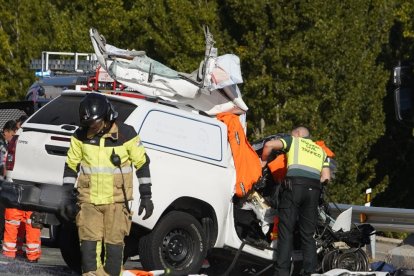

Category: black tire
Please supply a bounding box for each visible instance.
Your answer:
[123,232,140,263]
[139,211,207,275]
[41,225,61,248]
[321,249,337,272]
[334,248,369,271]
[59,222,82,274]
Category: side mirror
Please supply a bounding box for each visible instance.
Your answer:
[393,65,414,126]
[393,65,414,86]
[395,86,414,125]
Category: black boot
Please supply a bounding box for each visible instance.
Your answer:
[104,243,124,276]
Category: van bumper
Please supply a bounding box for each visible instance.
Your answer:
[0,179,64,225]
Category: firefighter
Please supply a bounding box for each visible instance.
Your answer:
[261,126,330,276]
[60,93,154,276]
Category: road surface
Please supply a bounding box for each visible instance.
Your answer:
[0,246,76,276]
[0,236,405,276]
[0,245,148,276]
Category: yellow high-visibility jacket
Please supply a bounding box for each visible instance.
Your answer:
[63,122,151,205]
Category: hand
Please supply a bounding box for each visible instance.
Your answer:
[60,202,79,222]
[138,197,154,220]
[59,184,78,222]
[254,175,267,192]
[319,181,328,207]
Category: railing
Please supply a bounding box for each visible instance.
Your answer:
[30,51,98,73]
[329,203,414,232]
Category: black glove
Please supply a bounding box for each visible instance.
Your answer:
[254,168,269,192]
[319,181,329,207]
[59,184,79,222]
[138,197,153,220]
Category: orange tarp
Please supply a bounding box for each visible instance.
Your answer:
[217,113,262,197]
[122,270,153,276]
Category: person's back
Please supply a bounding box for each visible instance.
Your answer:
[283,135,327,181]
[262,126,330,276]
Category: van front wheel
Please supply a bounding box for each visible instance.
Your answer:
[139,211,207,275]
[59,222,81,274]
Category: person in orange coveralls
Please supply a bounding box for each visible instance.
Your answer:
[2,209,41,262]
[2,118,41,263]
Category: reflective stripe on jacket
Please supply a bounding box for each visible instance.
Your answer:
[281,136,329,180]
[268,140,334,182]
[64,122,148,204]
[3,208,41,260]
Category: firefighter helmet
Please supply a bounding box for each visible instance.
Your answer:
[79,93,118,127]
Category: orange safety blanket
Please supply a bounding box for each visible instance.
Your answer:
[122,270,154,276]
[217,113,262,197]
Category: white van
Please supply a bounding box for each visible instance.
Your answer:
[5,90,276,275]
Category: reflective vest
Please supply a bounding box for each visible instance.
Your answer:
[268,140,334,182]
[280,136,329,180]
[64,122,148,204]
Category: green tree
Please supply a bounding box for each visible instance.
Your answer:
[124,0,221,72]
[219,0,394,204]
[0,0,96,101]
[371,1,414,208]
[0,0,410,208]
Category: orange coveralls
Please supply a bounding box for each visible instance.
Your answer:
[2,208,41,261]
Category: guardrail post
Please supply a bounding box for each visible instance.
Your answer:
[363,188,376,261]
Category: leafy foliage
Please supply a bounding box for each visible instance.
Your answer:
[0,0,412,206]
[220,0,394,204]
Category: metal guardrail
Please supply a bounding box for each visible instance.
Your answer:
[329,203,414,232]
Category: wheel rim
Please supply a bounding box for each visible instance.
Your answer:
[336,253,358,270]
[335,249,367,271]
[162,228,193,267]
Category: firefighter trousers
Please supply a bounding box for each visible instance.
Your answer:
[76,202,132,276]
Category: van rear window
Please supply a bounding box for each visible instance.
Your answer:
[27,94,136,126]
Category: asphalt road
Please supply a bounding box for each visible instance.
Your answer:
[0,246,76,276]
[0,246,146,276]
[0,236,403,276]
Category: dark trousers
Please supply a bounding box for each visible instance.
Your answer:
[274,178,321,276]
